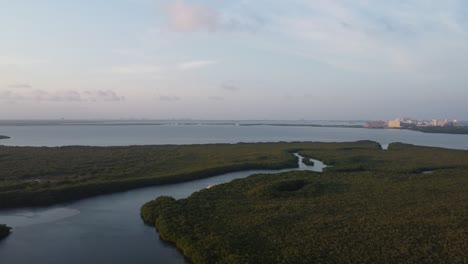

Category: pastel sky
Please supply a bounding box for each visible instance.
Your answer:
[1,0,467,120]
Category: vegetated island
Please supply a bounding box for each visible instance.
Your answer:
[301,157,315,166]
[408,126,468,134]
[1,141,380,209]
[0,135,10,140]
[0,224,12,240]
[142,142,468,263]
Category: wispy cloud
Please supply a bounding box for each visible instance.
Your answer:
[159,95,181,101]
[0,55,48,67]
[221,81,240,91]
[84,90,125,102]
[0,89,125,103]
[7,83,32,89]
[178,60,217,70]
[164,0,264,33]
[243,0,468,76]
[0,90,26,102]
[166,0,218,32]
[208,96,224,101]
[110,65,162,75]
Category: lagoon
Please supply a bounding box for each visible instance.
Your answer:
[1,123,468,150]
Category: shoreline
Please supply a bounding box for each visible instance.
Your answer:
[2,122,467,135]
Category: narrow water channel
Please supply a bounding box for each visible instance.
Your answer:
[0,154,325,264]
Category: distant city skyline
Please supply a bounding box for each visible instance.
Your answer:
[1,0,468,120]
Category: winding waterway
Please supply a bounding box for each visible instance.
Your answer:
[0,154,321,264]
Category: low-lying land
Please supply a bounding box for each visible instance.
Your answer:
[0,135,10,140]
[142,142,468,263]
[0,142,296,208]
[1,141,382,209]
[408,126,468,134]
[0,224,11,240]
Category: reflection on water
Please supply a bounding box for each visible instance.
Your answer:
[309,159,328,172]
[1,208,80,228]
[422,170,434,174]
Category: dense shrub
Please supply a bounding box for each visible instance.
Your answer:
[142,143,468,263]
[0,224,11,240]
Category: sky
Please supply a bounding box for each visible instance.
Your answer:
[1,0,467,120]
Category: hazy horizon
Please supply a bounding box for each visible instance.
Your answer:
[1,1,467,120]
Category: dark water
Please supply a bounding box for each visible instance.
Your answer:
[0,155,319,264]
[1,124,468,150]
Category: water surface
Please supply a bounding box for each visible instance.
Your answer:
[1,124,468,150]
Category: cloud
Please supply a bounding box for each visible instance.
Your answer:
[0,89,125,103]
[208,96,224,101]
[164,0,266,33]
[159,95,181,101]
[178,60,217,70]
[32,90,84,102]
[221,81,240,91]
[84,90,125,102]
[0,55,48,67]
[0,90,26,101]
[7,83,32,89]
[257,0,468,76]
[110,65,161,75]
[167,0,218,32]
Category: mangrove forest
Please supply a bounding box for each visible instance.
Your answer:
[142,142,468,263]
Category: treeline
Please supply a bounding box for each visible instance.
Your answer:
[0,160,297,208]
[0,224,11,240]
[301,157,315,166]
[4,140,465,209]
[409,126,468,134]
[298,142,468,173]
[1,142,333,208]
[142,168,468,263]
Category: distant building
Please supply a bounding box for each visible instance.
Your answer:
[364,121,386,128]
[416,121,432,127]
[402,118,414,124]
[432,119,449,127]
[387,119,401,128]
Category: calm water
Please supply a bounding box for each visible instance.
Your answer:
[1,124,468,263]
[0,155,319,264]
[1,124,468,150]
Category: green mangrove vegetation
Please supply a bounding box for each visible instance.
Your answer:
[0,142,314,208]
[142,142,468,263]
[0,224,11,240]
[0,141,378,209]
[301,157,315,166]
[408,126,468,134]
